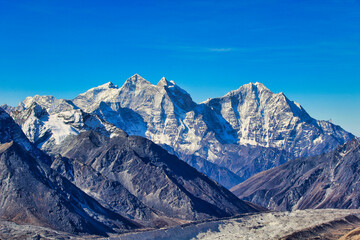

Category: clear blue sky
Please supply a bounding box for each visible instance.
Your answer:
[0,0,359,135]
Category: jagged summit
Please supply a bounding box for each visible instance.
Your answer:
[131,73,142,79]
[21,95,56,109]
[156,76,192,101]
[231,82,271,97]
[99,81,118,89]
[157,76,177,86]
[125,73,150,85]
[79,81,119,94]
[252,82,274,94]
[157,76,170,87]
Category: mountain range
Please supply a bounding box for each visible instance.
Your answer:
[0,73,358,238]
[0,105,261,236]
[3,74,353,188]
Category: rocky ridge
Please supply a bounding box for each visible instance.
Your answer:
[231,138,360,211]
[52,130,262,223]
[0,108,140,236]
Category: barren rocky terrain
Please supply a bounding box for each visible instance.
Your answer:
[231,138,360,211]
[1,209,359,240]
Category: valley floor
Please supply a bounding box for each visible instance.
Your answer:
[1,209,360,240]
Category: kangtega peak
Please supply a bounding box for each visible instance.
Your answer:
[5,74,353,188]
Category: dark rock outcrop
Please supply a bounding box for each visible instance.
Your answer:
[0,141,139,236]
[53,130,263,223]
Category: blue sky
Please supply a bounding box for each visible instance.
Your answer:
[0,0,359,135]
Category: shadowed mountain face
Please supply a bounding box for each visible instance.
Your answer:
[231,138,360,211]
[7,74,353,188]
[53,131,263,223]
[159,144,244,189]
[0,108,141,235]
[0,141,140,236]
[0,108,50,164]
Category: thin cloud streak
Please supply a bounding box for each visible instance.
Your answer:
[144,42,360,55]
[208,48,234,52]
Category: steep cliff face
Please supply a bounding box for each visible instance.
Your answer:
[8,74,353,188]
[203,82,350,158]
[231,138,360,211]
[9,100,123,153]
[73,76,351,161]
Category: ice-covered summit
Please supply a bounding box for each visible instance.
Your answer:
[95,81,118,89]
[157,77,171,87]
[156,77,177,87]
[122,74,151,88]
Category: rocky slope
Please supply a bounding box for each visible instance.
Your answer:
[0,109,140,236]
[52,130,262,224]
[0,107,49,163]
[231,138,360,211]
[7,74,354,188]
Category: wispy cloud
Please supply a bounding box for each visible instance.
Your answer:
[137,41,360,58]
[140,44,237,53]
[208,48,234,52]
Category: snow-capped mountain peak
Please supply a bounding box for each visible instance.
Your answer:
[253,82,268,90]
[74,81,120,112]
[156,76,177,87]
[21,95,56,109]
[98,81,118,89]
[124,73,150,86]
[234,82,271,96]
[157,76,171,87]
[78,81,118,96]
